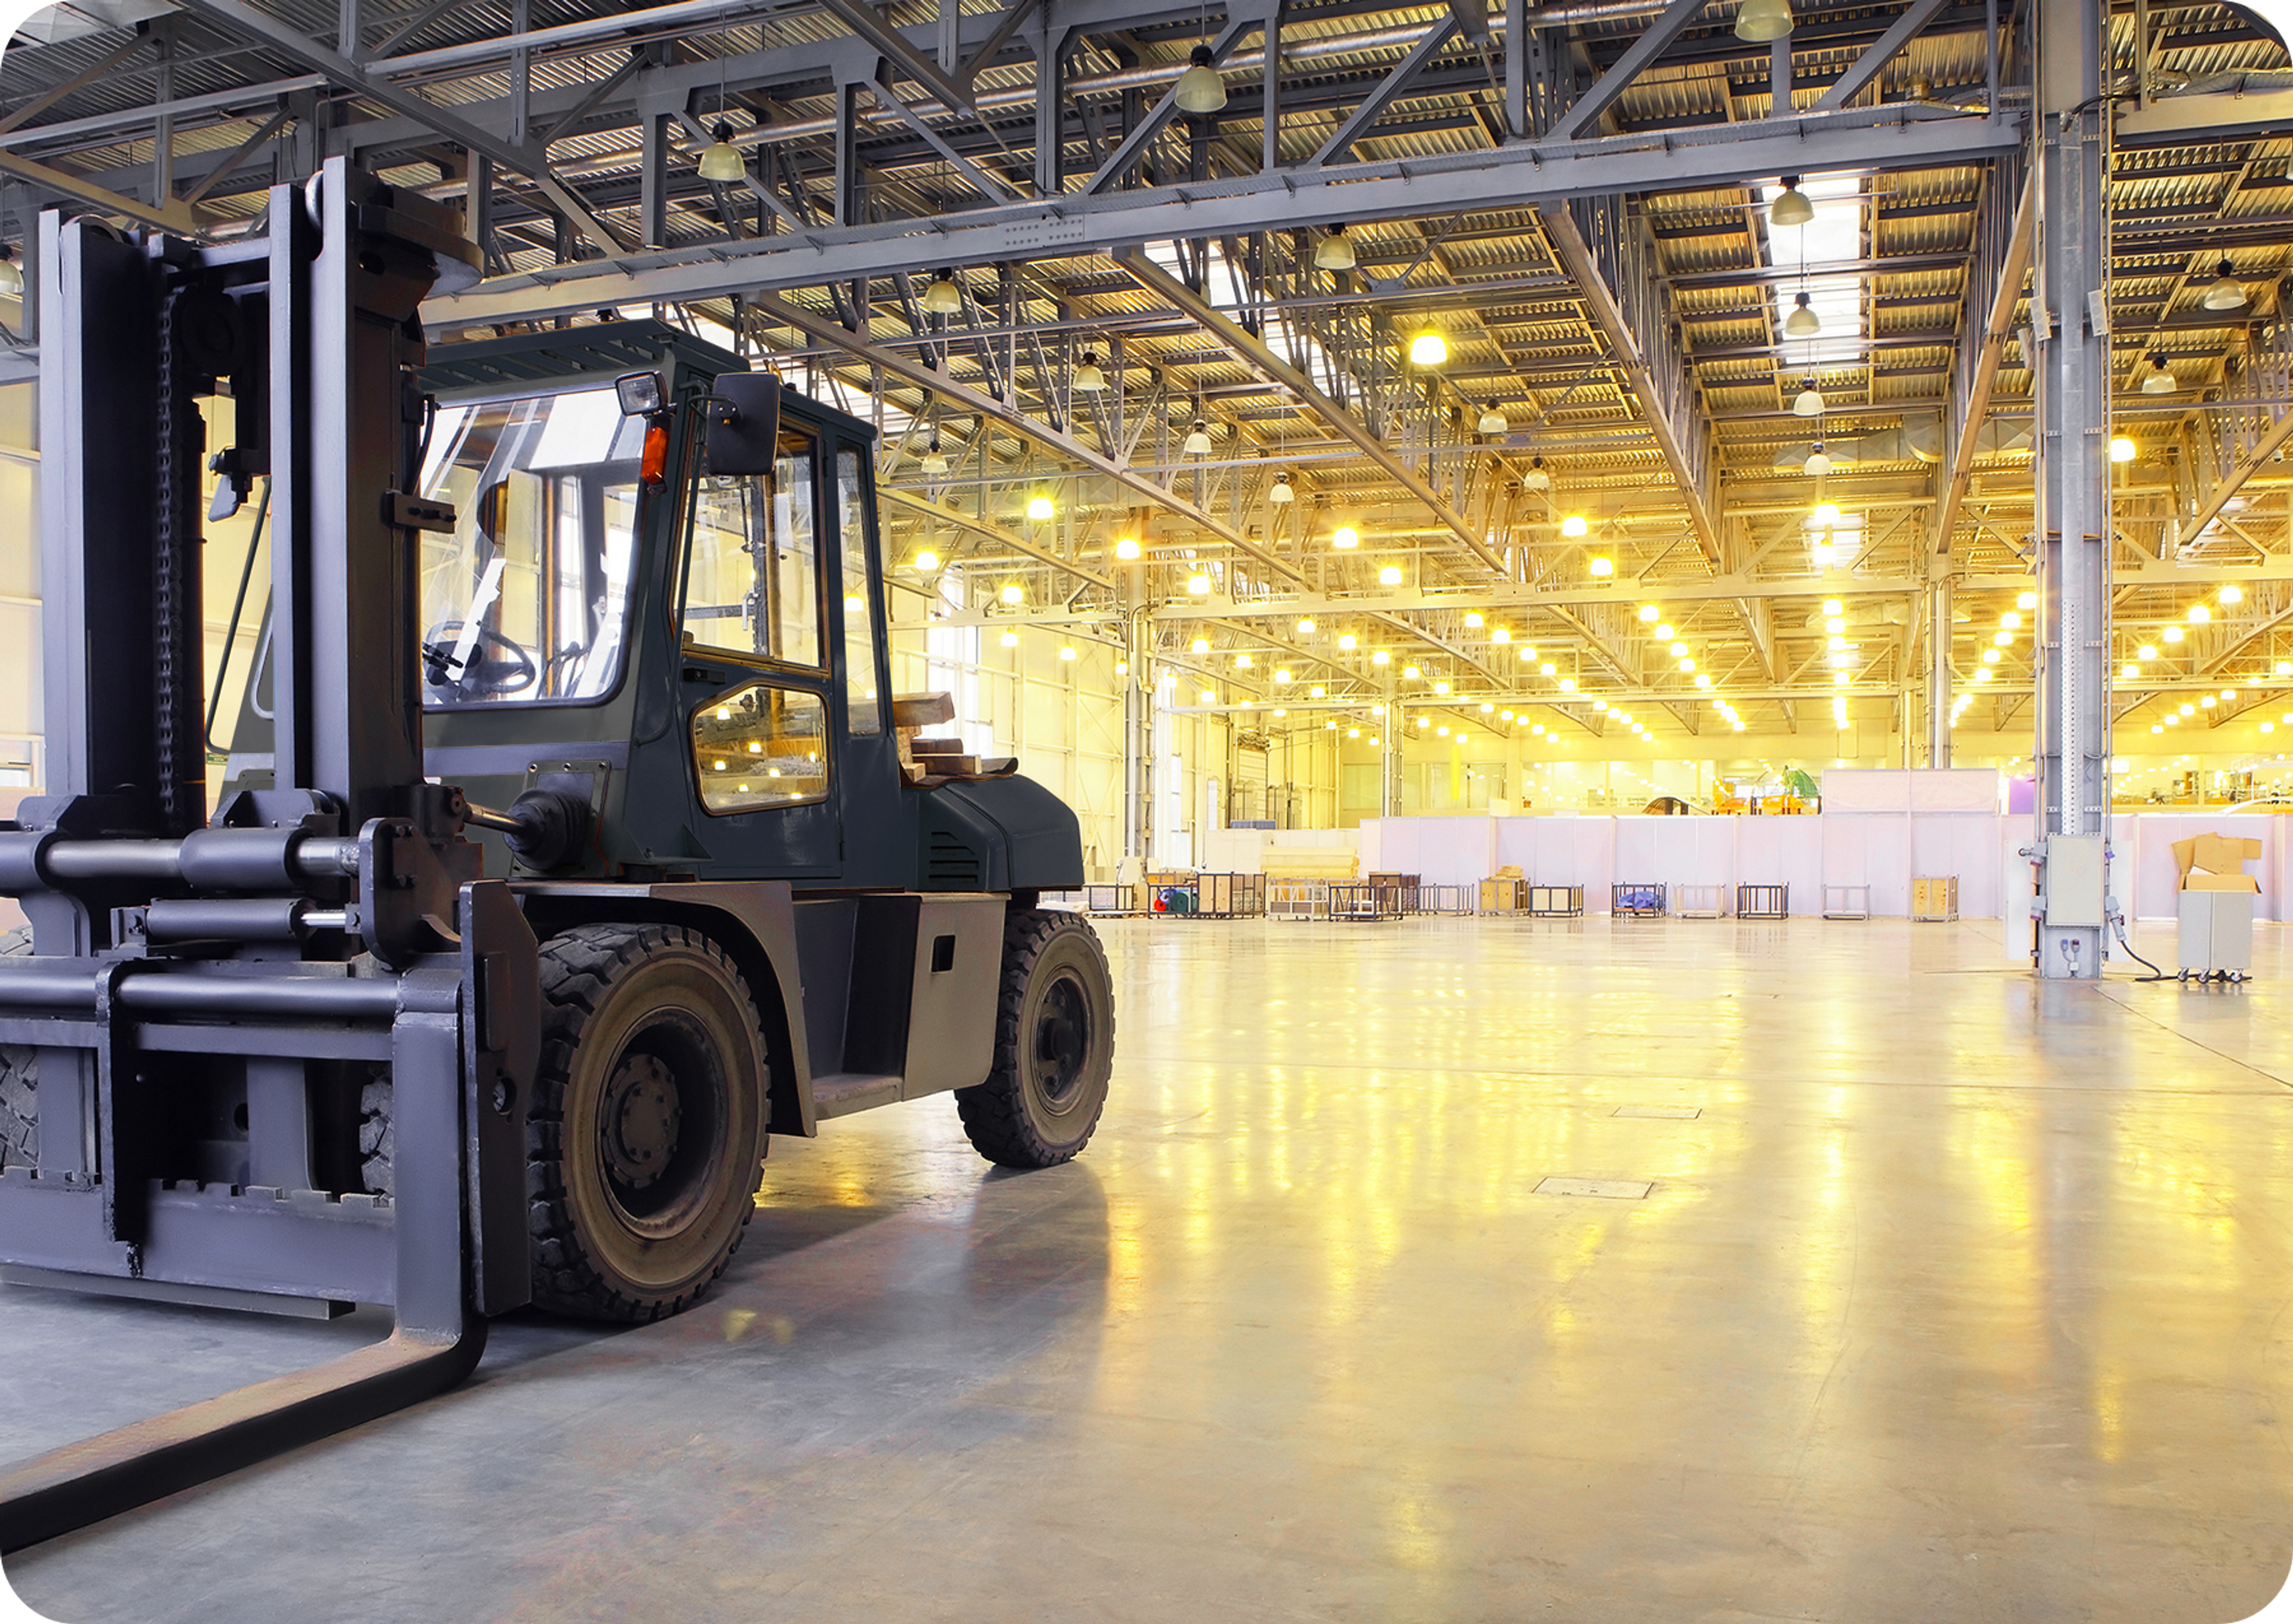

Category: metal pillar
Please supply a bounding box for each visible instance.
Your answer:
[2030,0,2110,978]
[1928,576,1953,765]
[1121,605,1150,882]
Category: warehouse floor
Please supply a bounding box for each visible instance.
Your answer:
[4,914,2292,1623]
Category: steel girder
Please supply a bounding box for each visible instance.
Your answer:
[423,108,2022,327]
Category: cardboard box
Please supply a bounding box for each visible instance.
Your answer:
[2171,833,2262,894]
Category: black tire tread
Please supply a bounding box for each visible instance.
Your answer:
[525,922,760,1322]
[0,926,32,1174]
[956,909,1114,1168]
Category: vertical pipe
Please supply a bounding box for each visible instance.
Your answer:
[1262,4,1284,172]
[2032,0,2107,979]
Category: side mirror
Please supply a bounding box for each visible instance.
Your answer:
[703,372,783,476]
[615,370,665,416]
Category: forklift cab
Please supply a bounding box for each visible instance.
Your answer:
[398,322,906,888]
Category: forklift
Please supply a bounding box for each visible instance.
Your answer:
[0,158,1114,1551]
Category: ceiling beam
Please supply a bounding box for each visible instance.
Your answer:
[1930,161,2034,557]
[746,289,1309,585]
[173,0,625,253]
[423,109,2022,325]
[879,484,1115,589]
[1116,247,1508,575]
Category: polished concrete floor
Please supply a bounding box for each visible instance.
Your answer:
[5,915,2293,1623]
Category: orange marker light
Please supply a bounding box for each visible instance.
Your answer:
[641,422,670,486]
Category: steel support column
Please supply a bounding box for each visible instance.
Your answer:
[1928,576,1953,765]
[2031,0,2110,979]
[1123,605,1150,879]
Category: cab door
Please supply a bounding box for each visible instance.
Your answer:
[674,420,841,879]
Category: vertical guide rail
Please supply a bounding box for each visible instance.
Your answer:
[2031,0,2110,977]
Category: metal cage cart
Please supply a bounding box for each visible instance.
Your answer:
[1413,884,1476,915]
[1369,872,1420,915]
[1528,885,1585,918]
[1821,884,1871,920]
[1479,878,1527,915]
[1612,883,1667,917]
[1268,878,1329,921]
[1191,873,1267,918]
[1329,882,1403,921]
[1736,884,1789,920]
[1911,876,1959,921]
[1675,885,1726,919]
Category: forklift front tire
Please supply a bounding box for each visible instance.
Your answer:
[527,923,767,1321]
[957,909,1115,1169]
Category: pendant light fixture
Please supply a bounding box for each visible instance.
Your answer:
[1803,442,1832,477]
[2200,258,2248,312]
[920,269,963,315]
[1183,417,1214,456]
[1477,404,1510,436]
[1175,44,1228,113]
[1073,350,1108,392]
[1269,472,1295,504]
[0,246,21,300]
[1735,0,1794,42]
[1792,376,1825,417]
[2140,352,2177,394]
[1408,328,1449,367]
[1314,223,1356,272]
[697,121,745,182]
[1522,456,1551,492]
[1784,291,1820,337]
[920,435,949,475]
[1769,175,1815,227]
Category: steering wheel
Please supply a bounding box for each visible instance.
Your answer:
[422,620,538,696]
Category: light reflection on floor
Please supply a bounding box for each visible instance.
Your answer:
[5,914,2292,1623]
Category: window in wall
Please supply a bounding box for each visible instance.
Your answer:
[924,565,995,757]
[684,429,821,667]
[691,681,829,813]
[834,450,884,734]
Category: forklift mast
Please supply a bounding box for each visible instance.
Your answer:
[0,159,522,1548]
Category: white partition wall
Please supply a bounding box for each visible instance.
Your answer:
[1735,818,1824,909]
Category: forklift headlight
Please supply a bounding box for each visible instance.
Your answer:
[614,370,666,416]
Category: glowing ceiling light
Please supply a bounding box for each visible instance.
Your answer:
[1173,43,1228,113]
[2017,590,2037,610]
[1026,494,1055,521]
[1191,636,1210,654]
[1001,582,1025,605]
[1188,573,1212,595]
[1339,632,1358,651]
[1332,525,1360,550]
[1560,514,1589,539]
[698,121,746,182]
[2164,625,2184,642]
[1001,630,1020,648]
[1268,473,1293,505]
[2190,602,2212,623]
[1639,604,1660,623]
[1114,537,1141,561]
[1589,556,1614,578]
[1296,617,1317,635]
[912,548,940,571]
[1408,328,1449,367]
[2220,583,2244,605]
[1379,564,1404,586]
[2108,435,2137,464]
[1767,172,1814,219]
[920,269,964,315]
[1182,420,1213,457]
[2200,257,2248,312]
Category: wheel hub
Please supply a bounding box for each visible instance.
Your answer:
[1033,974,1090,1104]
[600,1053,681,1190]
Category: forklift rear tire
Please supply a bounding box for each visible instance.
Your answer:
[527,923,766,1322]
[0,927,33,1173]
[957,909,1115,1169]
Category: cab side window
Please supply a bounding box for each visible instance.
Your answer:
[835,448,885,735]
[683,429,821,668]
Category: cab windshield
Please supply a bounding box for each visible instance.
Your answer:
[418,386,644,708]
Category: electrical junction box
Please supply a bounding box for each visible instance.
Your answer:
[2042,833,2107,928]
